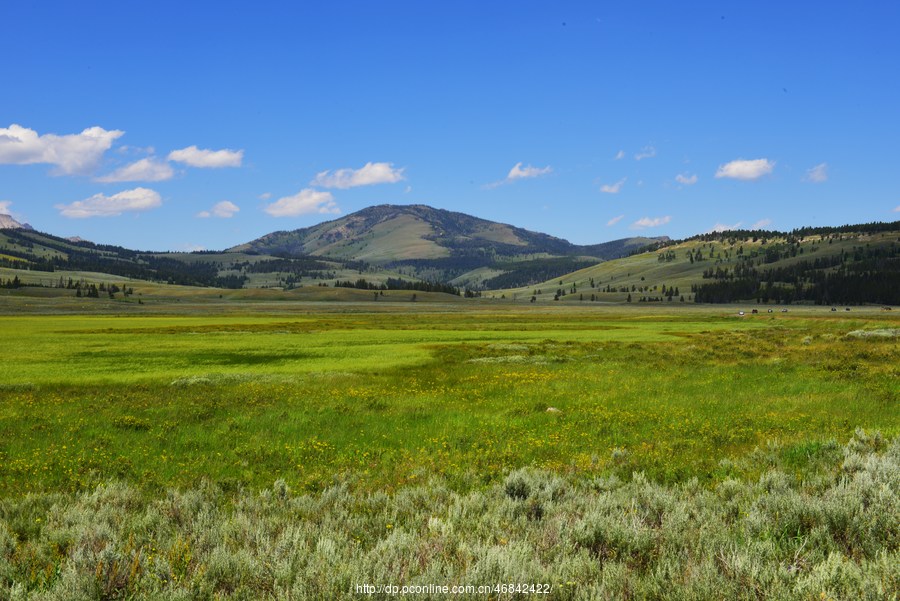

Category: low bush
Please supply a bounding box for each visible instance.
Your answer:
[0,431,897,599]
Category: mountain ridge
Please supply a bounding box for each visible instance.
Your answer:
[230,204,669,287]
[5,205,896,302]
[0,213,33,231]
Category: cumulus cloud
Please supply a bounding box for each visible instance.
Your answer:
[485,162,552,188]
[508,162,552,180]
[0,200,12,214]
[311,162,405,189]
[264,189,339,217]
[607,214,625,226]
[0,124,124,175]
[805,162,828,183]
[600,178,626,194]
[197,201,240,219]
[614,150,625,160]
[634,145,656,161]
[752,218,773,229]
[95,157,174,183]
[675,173,698,186]
[631,215,671,229]
[56,187,161,218]
[117,145,155,155]
[167,145,243,168]
[715,158,774,180]
[710,222,742,233]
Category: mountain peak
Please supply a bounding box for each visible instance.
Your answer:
[0,214,33,231]
[229,203,666,289]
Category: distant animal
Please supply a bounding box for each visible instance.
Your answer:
[751,309,758,314]
[845,307,851,311]
[767,309,773,313]
[782,309,788,313]
[738,311,745,316]
[831,307,837,312]
[883,306,892,311]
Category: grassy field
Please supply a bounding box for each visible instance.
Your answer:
[0,300,897,598]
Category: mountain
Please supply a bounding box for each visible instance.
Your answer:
[0,204,667,294]
[232,204,667,287]
[2,208,898,304]
[0,214,33,231]
[233,204,664,260]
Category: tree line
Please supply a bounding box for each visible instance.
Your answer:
[692,243,900,304]
[333,277,460,295]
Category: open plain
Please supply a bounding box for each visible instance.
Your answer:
[1,298,897,598]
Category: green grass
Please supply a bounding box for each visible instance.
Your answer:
[1,304,896,496]
[0,300,898,598]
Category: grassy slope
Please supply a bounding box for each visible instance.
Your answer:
[1,229,432,291]
[311,214,450,261]
[492,230,900,302]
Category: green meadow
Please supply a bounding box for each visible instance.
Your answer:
[1,304,896,493]
[0,301,898,598]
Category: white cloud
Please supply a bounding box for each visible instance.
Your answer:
[0,200,12,214]
[117,145,155,155]
[894,205,900,213]
[258,192,272,200]
[675,173,698,186]
[264,189,339,217]
[607,214,625,226]
[56,187,161,218]
[508,162,552,180]
[752,218,773,229]
[485,162,552,188]
[614,150,625,160]
[805,162,828,183]
[715,158,774,180]
[600,178,626,194]
[631,215,671,229]
[710,222,742,233]
[0,124,123,175]
[197,201,240,219]
[95,157,174,182]
[311,162,405,189]
[167,145,243,168]
[404,185,412,194]
[634,145,656,161]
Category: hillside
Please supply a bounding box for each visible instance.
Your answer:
[233,204,666,287]
[0,227,459,298]
[493,221,900,305]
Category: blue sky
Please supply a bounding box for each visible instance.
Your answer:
[1,1,898,250]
